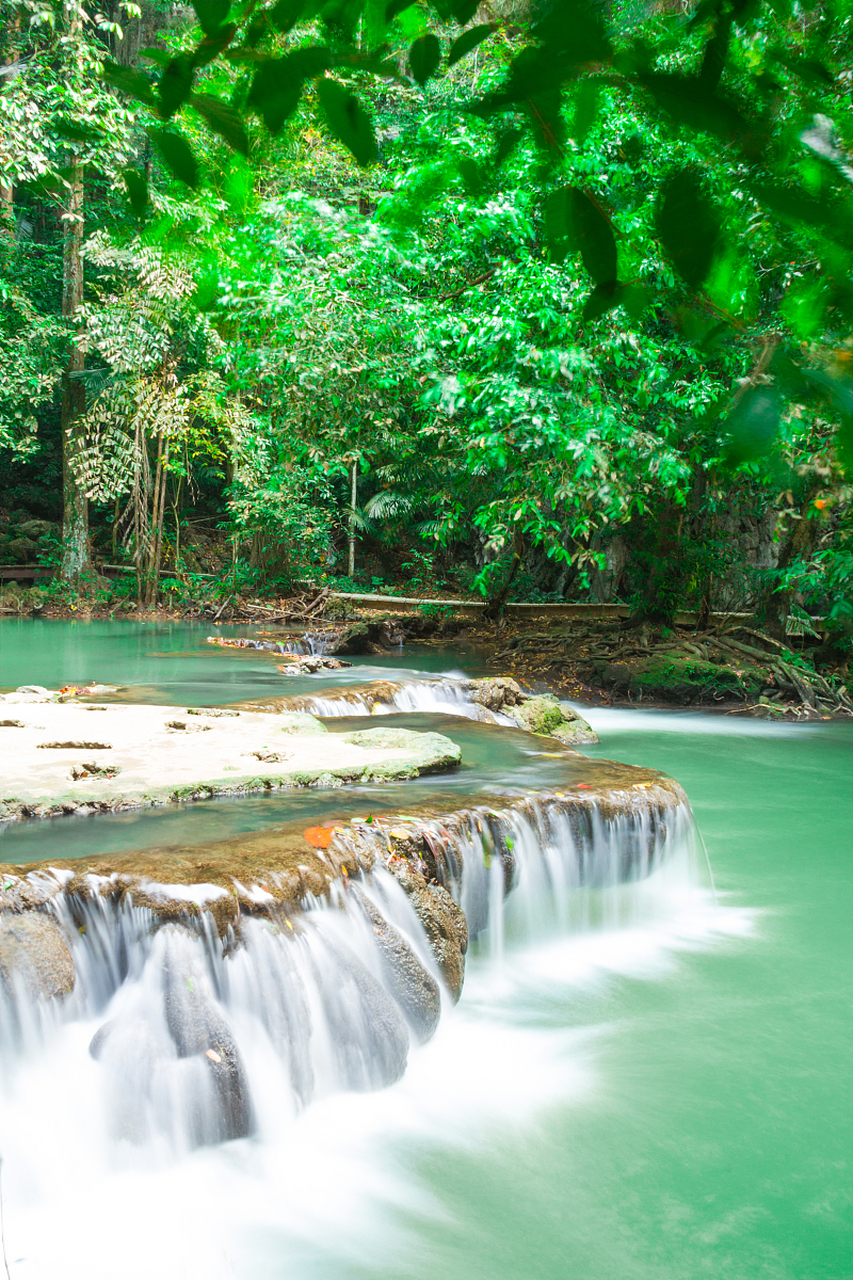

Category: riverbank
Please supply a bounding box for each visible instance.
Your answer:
[2,587,849,719]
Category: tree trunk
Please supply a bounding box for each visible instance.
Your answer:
[347,459,358,578]
[634,501,683,626]
[59,156,88,581]
[763,486,821,641]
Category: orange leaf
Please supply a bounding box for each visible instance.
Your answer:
[303,825,341,849]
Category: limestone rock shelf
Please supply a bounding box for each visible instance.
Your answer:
[0,692,461,822]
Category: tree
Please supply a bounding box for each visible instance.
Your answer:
[0,0,138,578]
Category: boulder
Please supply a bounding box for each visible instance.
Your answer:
[510,695,599,745]
[314,938,410,1090]
[588,655,763,705]
[0,913,75,1000]
[16,519,56,542]
[278,655,351,675]
[469,676,526,712]
[160,927,255,1143]
[388,861,468,1002]
[325,619,401,655]
[352,887,441,1041]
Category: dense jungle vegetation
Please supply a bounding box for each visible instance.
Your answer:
[1,0,852,662]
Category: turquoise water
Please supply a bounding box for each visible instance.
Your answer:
[0,617,487,704]
[0,622,850,1280]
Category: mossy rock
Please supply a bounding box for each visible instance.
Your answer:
[594,655,764,704]
[512,696,599,745]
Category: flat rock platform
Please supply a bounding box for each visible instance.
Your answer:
[0,693,461,821]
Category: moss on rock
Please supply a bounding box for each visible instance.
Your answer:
[594,655,765,704]
[511,696,599,745]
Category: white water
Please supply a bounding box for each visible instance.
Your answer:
[0,792,747,1280]
[282,677,512,723]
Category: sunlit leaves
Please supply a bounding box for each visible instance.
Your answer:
[316,78,377,165]
[656,171,720,289]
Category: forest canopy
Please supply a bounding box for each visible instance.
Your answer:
[1,0,852,653]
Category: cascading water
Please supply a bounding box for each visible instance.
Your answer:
[247,677,513,722]
[0,785,694,1162]
[0,623,754,1280]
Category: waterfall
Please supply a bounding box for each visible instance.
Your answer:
[0,867,444,1159]
[0,784,695,1165]
[206,632,336,656]
[331,788,696,962]
[246,677,510,722]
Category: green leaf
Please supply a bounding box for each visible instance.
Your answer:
[582,282,622,321]
[123,168,149,218]
[102,61,156,107]
[699,13,732,89]
[139,47,172,68]
[191,93,250,154]
[269,0,307,32]
[451,0,479,23]
[545,187,617,285]
[152,130,200,188]
[54,117,104,143]
[316,78,377,166]
[247,61,302,134]
[572,78,600,143]
[247,44,330,132]
[448,24,494,68]
[543,187,574,263]
[409,34,441,86]
[192,0,230,38]
[191,24,237,69]
[385,0,417,19]
[656,170,721,289]
[159,57,194,120]
[639,74,762,158]
[494,127,522,167]
[724,388,781,466]
[532,0,611,63]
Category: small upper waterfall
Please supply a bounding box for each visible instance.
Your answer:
[242,677,514,723]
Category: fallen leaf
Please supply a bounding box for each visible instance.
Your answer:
[205,1048,222,1064]
[303,825,342,848]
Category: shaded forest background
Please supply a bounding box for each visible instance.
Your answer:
[1,0,852,661]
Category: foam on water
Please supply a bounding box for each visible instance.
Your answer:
[0,796,754,1280]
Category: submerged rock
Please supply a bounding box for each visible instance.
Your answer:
[387,861,468,1002]
[351,887,441,1042]
[0,912,75,1000]
[160,927,255,1144]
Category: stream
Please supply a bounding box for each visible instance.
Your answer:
[0,618,850,1280]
